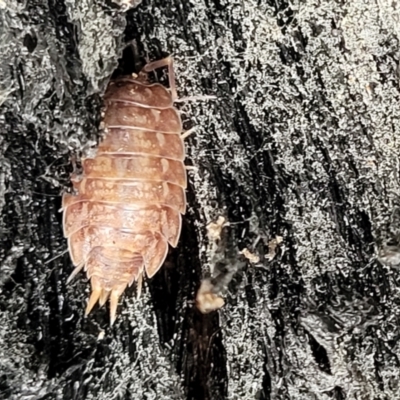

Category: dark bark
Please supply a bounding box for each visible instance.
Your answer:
[2,1,400,399]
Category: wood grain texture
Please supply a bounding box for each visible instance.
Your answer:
[1,0,400,399]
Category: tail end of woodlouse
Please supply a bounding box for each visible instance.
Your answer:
[84,278,128,326]
[108,284,128,326]
[136,272,143,299]
[85,286,102,317]
[109,290,120,326]
[99,290,110,307]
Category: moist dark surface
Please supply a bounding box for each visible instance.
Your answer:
[1,1,400,399]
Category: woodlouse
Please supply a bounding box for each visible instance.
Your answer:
[62,57,187,324]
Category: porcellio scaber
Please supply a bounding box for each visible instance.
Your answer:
[62,57,187,325]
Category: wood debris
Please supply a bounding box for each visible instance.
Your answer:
[206,216,229,242]
[196,279,225,314]
[239,248,260,263]
[265,236,283,261]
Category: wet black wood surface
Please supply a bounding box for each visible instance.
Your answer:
[2,1,400,399]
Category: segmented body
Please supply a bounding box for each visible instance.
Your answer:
[62,62,186,324]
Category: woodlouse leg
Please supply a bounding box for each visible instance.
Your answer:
[44,249,69,265]
[142,56,177,101]
[181,127,196,140]
[66,262,84,284]
[174,94,217,103]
